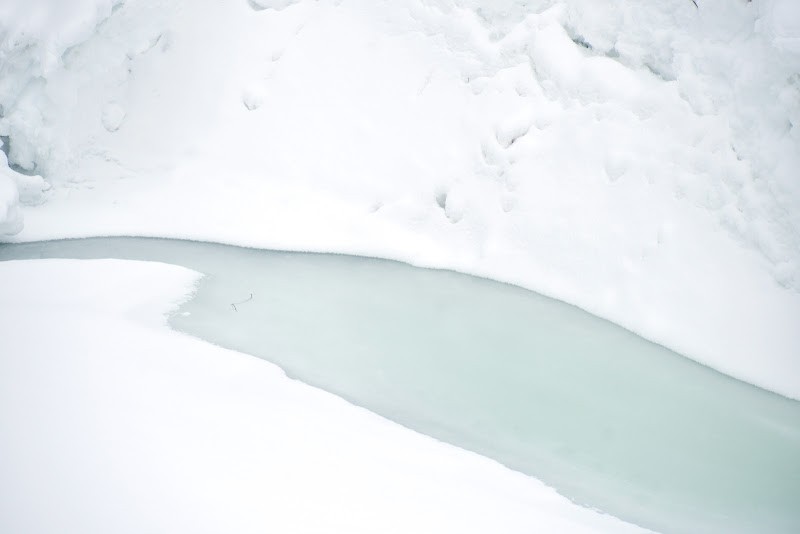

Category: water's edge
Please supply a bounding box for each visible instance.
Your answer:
[2,237,798,534]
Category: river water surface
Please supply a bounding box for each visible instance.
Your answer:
[1,237,798,534]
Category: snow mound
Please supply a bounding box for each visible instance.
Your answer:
[0,166,21,235]
[0,0,798,396]
[0,0,119,232]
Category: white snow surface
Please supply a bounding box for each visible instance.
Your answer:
[0,0,799,397]
[0,258,652,534]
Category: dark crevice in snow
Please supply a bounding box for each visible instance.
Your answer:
[643,62,676,83]
[569,34,593,51]
[435,191,447,209]
[247,0,267,10]
[0,135,38,176]
[247,0,297,12]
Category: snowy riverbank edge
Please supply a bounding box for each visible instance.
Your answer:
[1,0,798,398]
[0,257,655,534]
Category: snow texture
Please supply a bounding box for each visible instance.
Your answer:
[0,258,653,534]
[0,0,798,397]
[0,159,22,235]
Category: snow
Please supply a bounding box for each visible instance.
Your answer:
[0,0,798,401]
[0,258,652,534]
[0,159,22,235]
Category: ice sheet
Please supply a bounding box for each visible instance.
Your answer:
[3,237,797,533]
[0,256,653,534]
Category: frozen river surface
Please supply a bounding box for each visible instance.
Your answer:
[2,237,798,534]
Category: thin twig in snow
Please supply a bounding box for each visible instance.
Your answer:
[231,293,253,312]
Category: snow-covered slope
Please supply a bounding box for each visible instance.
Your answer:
[0,0,798,396]
[0,258,652,534]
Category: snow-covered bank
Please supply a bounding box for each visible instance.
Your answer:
[1,0,798,397]
[0,258,652,534]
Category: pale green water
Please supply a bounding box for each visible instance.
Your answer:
[2,237,798,534]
